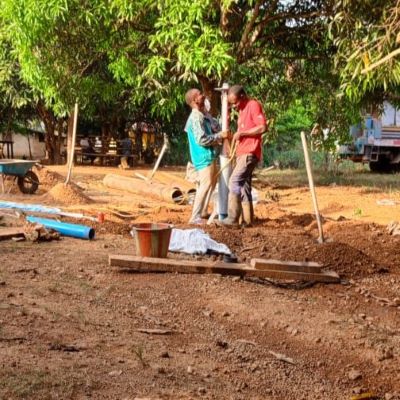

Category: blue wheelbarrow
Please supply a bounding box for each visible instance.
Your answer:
[0,160,40,194]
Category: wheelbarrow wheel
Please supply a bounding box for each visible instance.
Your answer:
[17,170,39,194]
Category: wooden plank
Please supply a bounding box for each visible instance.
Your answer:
[251,258,322,273]
[109,255,340,283]
[0,228,25,241]
[245,268,340,283]
[109,255,247,275]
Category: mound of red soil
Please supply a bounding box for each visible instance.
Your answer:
[34,166,64,190]
[45,183,93,206]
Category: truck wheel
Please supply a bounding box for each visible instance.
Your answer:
[17,170,39,194]
[369,157,393,173]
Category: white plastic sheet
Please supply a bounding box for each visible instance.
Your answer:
[0,201,61,214]
[0,201,95,220]
[168,228,231,255]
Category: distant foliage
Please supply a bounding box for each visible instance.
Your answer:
[0,0,395,164]
[331,0,400,104]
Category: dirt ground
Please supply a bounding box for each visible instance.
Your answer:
[0,165,399,400]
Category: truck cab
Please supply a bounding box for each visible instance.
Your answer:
[340,102,400,172]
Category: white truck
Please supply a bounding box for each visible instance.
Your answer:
[339,102,400,172]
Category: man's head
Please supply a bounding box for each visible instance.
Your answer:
[228,85,247,108]
[185,88,205,109]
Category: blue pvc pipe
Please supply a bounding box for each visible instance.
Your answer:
[26,216,95,240]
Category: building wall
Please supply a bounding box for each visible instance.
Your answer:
[12,133,46,159]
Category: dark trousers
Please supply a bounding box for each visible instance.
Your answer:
[229,154,258,203]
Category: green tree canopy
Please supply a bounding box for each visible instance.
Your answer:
[331,0,400,103]
[0,0,385,163]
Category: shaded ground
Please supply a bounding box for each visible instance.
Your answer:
[0,165,399,399]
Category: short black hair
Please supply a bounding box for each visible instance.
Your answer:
[185,88,200,106]
[228,85,246,98]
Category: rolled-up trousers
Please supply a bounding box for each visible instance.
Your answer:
[229,154,258,203]
[189,161,217,222]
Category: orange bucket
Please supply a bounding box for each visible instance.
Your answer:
[131,223,173,258]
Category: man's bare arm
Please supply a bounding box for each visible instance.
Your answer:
[233,124,267,141]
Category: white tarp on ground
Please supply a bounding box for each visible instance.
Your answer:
[0,201,93,220]
[0,201,61,214]
[168,228,231,255]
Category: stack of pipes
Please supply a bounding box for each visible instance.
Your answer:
[103,174,186,205]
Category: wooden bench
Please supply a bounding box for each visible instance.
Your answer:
[74,151,125,166]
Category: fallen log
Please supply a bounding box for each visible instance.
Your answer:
[109,255,340,283]
[103,174,184,205]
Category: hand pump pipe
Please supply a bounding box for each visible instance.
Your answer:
[216,83,231,220]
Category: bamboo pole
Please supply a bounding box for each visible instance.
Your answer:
[65,103,79,185]
[300,131,324,243]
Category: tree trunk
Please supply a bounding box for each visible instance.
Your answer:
[54,118,65,165]
[135,122,143,161]
[198,76,220,117]
[117,116,127,139]
[101,124,108,152]
[5,110,14,139]
[36,102,59,164]
[27,135,32,160]
[110,114,119,139]
[44,124,56,163]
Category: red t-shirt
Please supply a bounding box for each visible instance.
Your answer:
[236,99,267,160]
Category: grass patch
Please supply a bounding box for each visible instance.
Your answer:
[41,305,64,322]
[77,280,94,294]
[131,344,148,368]
[257,163,400,192]
[47,282,63,294]
[0,369,87,399]
[74,308,89,325]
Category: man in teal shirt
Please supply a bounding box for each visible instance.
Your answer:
[185,88,228,224]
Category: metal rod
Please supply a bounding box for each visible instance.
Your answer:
[135,172,148,181]
[301,131,324,243]
[148,135,168,181]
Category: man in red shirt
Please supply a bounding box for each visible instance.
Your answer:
[221,85,267,226]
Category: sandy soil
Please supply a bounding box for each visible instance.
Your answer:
[0,165,399,399]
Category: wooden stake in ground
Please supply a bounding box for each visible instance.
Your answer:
[300,130,324,243]
[65,103,79,185]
